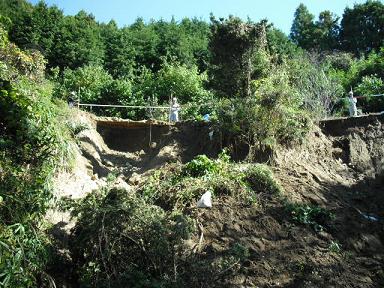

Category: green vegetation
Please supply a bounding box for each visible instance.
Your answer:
[66,188,194,287]
[245,164,282,195]
[0,27,73,287]
[285,203,335,232]
[59,153,282,286]
[140,152,260,209]
[0,0,383,124]
[0,0,383,285]
[329,240,342,253]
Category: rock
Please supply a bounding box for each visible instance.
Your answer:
[253,238,266,251]
[129,172,141,185]
[318,231,332,241]
[113,177,132,192]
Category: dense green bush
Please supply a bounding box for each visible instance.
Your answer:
[288,53,344,119]
[68,188,194,287]
[213,62,311,152]
[0,29,73,287]
[183,154,219,177]
[355,75,384,113]
[54,65,147,120]
[140,152,266,210]
[54,65,112,103]
[245,164,282,195]
[154,63,211,104]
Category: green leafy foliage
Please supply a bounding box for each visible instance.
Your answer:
[65,154,282,286]
[245,164,282,195]
[0,29,73,287]
[290,4,339,51]
[54,65,147,120]
[139,152,275,210]
[329,240,342,253]
[355,75,384,112]
[213,61,311,151]
[154,63,211,104]
[285,203,335,232]
[66,188,194,287]
[183,155,219,177]
[340,0,384,55]
[101,21,136,79]
[209,16,264,98]
[290,4,316,50]
[288,53,344,118]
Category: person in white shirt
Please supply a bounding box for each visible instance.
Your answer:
[348,90,357,117]
[170,97,180,122]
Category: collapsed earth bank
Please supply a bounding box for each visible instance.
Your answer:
[49,112,384,287]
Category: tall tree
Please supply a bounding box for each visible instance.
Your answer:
[10,1,63,56]
[267,26,299,62]
[0,0,32,29]
[50,11,104,69]
[340,0,384,55]
[314,11,339,50]
[290,4,316,50]
[209,16,262,98]
[101,21,135,79]
[129,18,160,71]
[180,18,211,72]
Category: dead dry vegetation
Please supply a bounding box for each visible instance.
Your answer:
[48,111,384,288]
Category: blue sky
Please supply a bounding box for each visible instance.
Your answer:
[29,0,367,34]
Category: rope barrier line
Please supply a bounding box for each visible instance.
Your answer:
[78,103,169,109]
[78,93,383,108]
[354,93,384,99]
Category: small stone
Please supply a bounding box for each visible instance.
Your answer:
[129,172,141,185]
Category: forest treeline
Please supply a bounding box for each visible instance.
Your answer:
[0,0,383,117]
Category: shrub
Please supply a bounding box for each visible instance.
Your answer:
[140,152,264,210]
[245,164,282,195]
[54,65,147,120]
[329,240,342,253]
[154,63,211,104]
[68,188,194,287]
[0,35,73,287]
[183,154,219,177]
[54,65,112,103]
[213,64,311,152]
[287,53,344,119]
[355,75,384,113]
[285,203,334,232]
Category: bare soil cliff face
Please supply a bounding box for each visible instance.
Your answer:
[49,112,384,287]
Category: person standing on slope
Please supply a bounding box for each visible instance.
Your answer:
[348,90,357,117]
[170,97,180,122]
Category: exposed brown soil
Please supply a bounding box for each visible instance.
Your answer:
[49,112,384,287]
[189,115,384,287]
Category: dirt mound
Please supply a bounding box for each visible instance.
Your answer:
[192,115,384,287]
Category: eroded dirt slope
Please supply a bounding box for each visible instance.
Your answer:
[194,115,384,287]
[49,111,384,287]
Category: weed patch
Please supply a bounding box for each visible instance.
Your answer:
[285,202,335,232]
[244,164,282,195]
